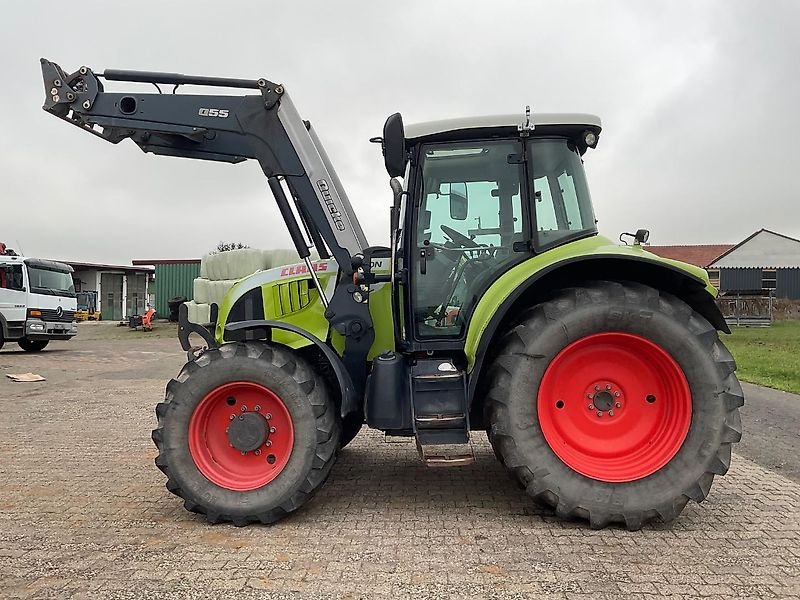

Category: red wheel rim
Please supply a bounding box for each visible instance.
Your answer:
[537,332,692,482]
[188,381,294,491]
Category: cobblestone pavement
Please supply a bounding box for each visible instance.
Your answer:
[1,336,799,599]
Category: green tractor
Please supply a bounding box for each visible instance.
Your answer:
[41,59,743,529]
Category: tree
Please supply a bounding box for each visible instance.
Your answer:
[211,241,250,254]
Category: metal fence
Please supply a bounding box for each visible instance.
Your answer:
[716,291,774,327]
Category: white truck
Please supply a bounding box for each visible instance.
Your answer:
[0,250,78,352]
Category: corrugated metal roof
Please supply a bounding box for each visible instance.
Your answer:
[64,260,153,272]
[710,229,800,269]
[645,244,733,268]
[133,258,200,265]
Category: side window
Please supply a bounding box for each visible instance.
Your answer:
[558,172,583,230]
[530,139,597,248]
[0,265,24,291]
[533,176,556,231]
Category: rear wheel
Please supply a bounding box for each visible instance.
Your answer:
[485,281,743,530]
[152,342,340,525]
[18,338,49,352]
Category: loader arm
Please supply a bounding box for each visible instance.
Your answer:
[41,59,376,399]
[40,58,368,269]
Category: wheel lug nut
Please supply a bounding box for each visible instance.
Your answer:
[615,402,621,408]
[606,384,611,390]
[587,394,593,399]
[240,406,247,412]
[241,451,246,456]
[608,410,614,417]
[595,386,600,391]
[614,391,620,397]
[265,413,272,420]
[230,414,236,421]
[255,449,261,456]
[588,404,595,410]
[270,427,276,433]
[266,440,272,447]
[596,411,603,417]
[255,405,261,412]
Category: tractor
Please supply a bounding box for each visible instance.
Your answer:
[40,59,743,530]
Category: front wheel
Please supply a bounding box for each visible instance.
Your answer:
[18,338,49,352]
[485,281,743,530]
[152,342,340,525]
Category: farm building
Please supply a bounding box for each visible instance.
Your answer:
[708,230,800,299]
[647,229,800,299]
[132,259,201,318]
[66,261,154,321]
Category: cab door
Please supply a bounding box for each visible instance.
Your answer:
[0,262,27,338]
[408,139,530,345]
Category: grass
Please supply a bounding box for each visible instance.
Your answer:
[723,320,800,394]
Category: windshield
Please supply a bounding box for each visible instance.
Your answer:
[27,266,76,297]
[529,139,596,248]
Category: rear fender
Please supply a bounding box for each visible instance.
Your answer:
[465,236,727,408]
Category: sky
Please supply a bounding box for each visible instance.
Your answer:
[2,1,798,264]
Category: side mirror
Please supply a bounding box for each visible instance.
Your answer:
[382,113,407,178]
[448,182,468,220]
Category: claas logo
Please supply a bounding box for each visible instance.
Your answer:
[280,263,329,277]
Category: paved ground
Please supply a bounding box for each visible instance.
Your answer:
[1,328,799,599]
[739,382,800,483]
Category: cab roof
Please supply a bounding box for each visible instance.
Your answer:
[404,113,602,142]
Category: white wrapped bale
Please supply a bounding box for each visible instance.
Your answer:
[209,279,239,307]
[193,278,211,305]
[199,248,311,282]
[184,300,211,326]
[201,248,267,281]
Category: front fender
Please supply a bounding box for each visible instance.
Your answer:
[226,320,359,420]
[215,259,337,350]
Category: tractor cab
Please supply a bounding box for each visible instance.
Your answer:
[381,111,602,347]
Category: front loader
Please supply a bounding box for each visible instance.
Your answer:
[40,59,743,529]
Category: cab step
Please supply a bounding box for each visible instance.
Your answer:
[416,441,475,467]
[411,358,471,462]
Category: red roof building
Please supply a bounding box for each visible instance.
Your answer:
[644,244,733,268]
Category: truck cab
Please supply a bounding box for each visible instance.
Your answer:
[0,252,78,351]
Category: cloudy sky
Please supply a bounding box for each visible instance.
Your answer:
[2,1,798,264]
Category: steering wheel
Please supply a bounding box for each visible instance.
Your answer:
[441,224,479,248]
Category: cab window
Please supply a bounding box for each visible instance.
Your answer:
[529,139,596,248]
[0,265,24,291]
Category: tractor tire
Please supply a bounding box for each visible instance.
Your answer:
[152,341,340,525]
[485,281,743,530]
[18,339,49,352]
